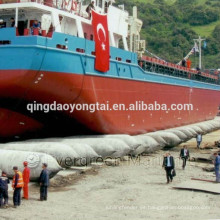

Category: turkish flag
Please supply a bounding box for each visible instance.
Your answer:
[92,10,110,72]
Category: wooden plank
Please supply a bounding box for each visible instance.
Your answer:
[173,181,220,194]
[191,178,216,183]
[191,156,212,164]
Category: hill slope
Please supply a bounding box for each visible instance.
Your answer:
[116,0,220,69]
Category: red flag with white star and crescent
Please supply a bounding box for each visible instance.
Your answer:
[92,10,110,72]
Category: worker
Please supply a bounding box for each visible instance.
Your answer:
[86,1,95,19]
[12,166,24,208]
[0,177,3,208]
[22,161,30,200]
[10,17,15,27]
[0,19,6,28]
[213,153,220,183]
[196,133,202,149]
[186,59,192,69]
[39,163,49,201]
[104,0,111,13]
[31,19,41,35]
[179,145,190,169]
[181,59,186,67]
[196,66,201,75]
[0,171,10,208]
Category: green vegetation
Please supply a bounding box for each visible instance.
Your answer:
[191,21,220,37]
[116,0,220,69]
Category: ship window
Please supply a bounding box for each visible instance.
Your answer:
[76,48,85,53]
[98,0,102,8]
[91,51,96,56]
[116,57,122,61]
[126,59,131,63]
[56,44,67,50]
[0,40,11,45]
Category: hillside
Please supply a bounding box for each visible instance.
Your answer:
[116,0,220,69]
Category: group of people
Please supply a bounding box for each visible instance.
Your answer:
[0,17,41,36]
[162,133,220,183]
[0,162,49,208]
[181,58,192,69]
[0,17,15,29]
[85,1,113,19]
[162,145,190,184]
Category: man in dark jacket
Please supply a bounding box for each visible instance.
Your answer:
[162,152,175,184]
[39,163,49,201]
[181,59,186,67]
[179,145,190,169]
[0,171,10,208]
[86,1,95,19]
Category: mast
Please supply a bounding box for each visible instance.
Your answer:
[193,36,205,69]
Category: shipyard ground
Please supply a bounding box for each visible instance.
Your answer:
[0,130,220,220]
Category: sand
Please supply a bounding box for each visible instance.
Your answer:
[0,130,220,220]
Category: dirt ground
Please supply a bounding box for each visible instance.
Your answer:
[0,130,220,220]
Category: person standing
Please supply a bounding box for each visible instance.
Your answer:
[213,153,220,183]
[31,19,41,35]
[186,59,192,69]
[0,171,10,208]
[22,161,30,200]
[179,145,190,169]
[0,19,6,28]
[86,1,95,19]
[10,17,15,27]
[39,163,49,201]
[162,152,175,184]
[196,133,202,149]
[181,59,186,67]
[0,176,4,208]
[12,166,24,208]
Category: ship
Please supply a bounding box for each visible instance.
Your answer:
[0,0,220,141]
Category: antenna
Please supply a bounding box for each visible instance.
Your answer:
[193,36,205,70]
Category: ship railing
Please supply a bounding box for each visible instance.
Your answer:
[15,26,53,37]
[0,0,83,17]
[141,55,219,84]
[0,0,54,7]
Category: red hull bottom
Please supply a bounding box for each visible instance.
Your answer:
[0,69,219,139]
[0,108,43,138]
